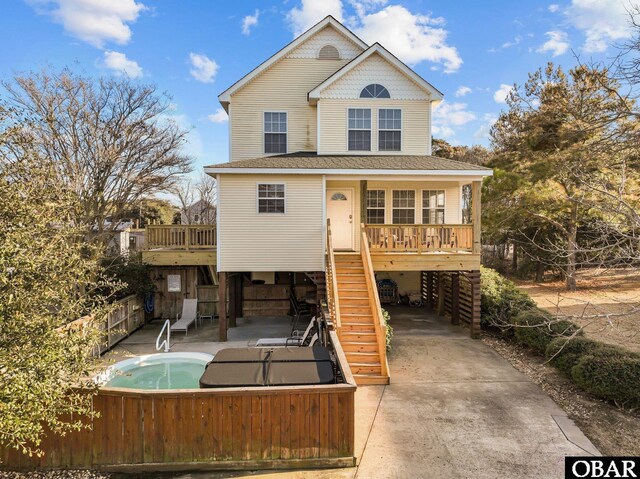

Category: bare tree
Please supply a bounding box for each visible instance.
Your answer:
[174,172,217,224]
[0,67,192,249]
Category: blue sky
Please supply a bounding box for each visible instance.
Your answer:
[0,0,634,176]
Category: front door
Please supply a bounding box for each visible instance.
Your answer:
[327,188,354,250]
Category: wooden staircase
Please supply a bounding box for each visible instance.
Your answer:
[335,253,390,385]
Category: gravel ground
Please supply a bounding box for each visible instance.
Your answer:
[482,332,640,456]
[0,472,112,479]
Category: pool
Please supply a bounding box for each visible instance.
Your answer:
[99,352,213,390]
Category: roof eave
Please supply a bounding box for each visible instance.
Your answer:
[203,167,493,177]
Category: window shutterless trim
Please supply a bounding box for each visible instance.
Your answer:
[422,189,446,224]
[263,111,288,155]
[378,108,402,152]
[347,107,371,151]
[256,182,286,214]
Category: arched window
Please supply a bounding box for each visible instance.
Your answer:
[360,84,390,99]
[331,192,348,201]
[318,45,340,60]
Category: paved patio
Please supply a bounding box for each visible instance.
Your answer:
[112,307,599,479]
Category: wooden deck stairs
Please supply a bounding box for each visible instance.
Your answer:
[335,253,390,385]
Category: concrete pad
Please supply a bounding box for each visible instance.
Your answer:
[110,306,599,479]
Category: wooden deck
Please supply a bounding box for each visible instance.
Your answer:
[142,225,216,266]
[364,224,480,271]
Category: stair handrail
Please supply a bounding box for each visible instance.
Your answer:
[156,319,171,352]
[360,223,389,378]
[326,219,341,330]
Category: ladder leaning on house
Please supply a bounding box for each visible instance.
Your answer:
[326,219,390,385]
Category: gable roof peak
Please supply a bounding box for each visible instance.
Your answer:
[308,42,444,104]
[218,16,368,109]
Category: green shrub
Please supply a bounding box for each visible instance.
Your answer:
[480,267,536,333]
[100,253,154,300]
[513,308,581,354]
[572,350,640,409]
[381,308,393,351]
[545,337,616,376]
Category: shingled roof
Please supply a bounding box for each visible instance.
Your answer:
[205,152,492,174]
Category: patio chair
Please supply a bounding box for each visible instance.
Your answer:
[255,316,316,347]
[170,298,199,335]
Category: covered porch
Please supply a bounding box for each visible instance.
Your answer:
[325,178,482,272]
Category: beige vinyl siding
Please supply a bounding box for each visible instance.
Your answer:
[230,58,349,162]
[217,174,324,272]
[318,99,431,155]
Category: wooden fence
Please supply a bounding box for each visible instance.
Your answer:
[64,295,144,356]
[421,271,481,338]
[2,334,356,472]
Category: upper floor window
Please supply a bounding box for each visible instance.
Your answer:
[257,183,285,213]
[378,109,401,151]
[423,190,445,224]
[318,45,340,60]
[348,108,371,151]
[366,190,385,224]
[360,84,390,99]
[264,112,287,154]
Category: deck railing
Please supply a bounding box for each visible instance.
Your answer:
[360,224,389,378]
[364,224,473,253]
[144,224,216,250]
[325,219,341,329]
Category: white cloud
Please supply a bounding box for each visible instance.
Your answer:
[242,9,260,35]
[352,5,462,72]
[548,4,560,13]
[27,0,145,48]
[102,51,143,78]
[432,101,476,139]
[493,84,513,104]
[207,108,228,123]
[455,86,472,97]
[188,53,218,83]
[286,1,462,72]
[537,30,570,56]
[566,0,633,52]
[287,0,344,36]
[474,113,498,141]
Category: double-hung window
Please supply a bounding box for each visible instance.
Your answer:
[378,109,401,151]
[348,108,371,151]
[392,190,415,224]
[264,112,287,154]
[422,190,445,224]
[366,190,385,224]
[257,184,285,213]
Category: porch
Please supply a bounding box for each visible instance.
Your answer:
[326,179,482,272]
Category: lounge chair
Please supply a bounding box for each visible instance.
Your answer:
[255,316,316,347]
[170,299,199,335]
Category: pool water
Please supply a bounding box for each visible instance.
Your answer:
[103,353,213,390]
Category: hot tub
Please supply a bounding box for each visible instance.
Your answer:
[99,352,213,390]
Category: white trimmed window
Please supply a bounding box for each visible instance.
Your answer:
[378,109,401,151]
[366,190,385,224]
[392,190,415,224]
[264,112,287,154]
[422,190,445,224]
[257,184,285,213]
[348,108,371,151]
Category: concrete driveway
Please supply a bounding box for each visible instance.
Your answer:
[166,306,598,479]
